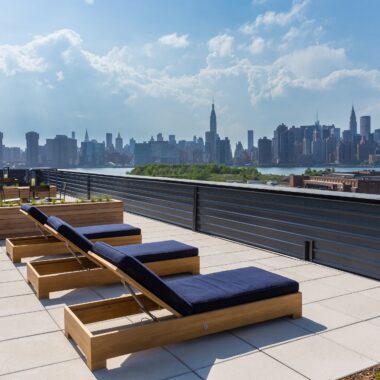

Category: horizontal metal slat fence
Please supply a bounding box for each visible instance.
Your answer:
[38,169,380,280]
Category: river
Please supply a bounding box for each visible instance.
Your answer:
[67,166,379,177]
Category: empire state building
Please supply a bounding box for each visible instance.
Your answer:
[205,102,218,162]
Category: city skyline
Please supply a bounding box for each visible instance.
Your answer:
[0,101,375,151]
[1,102,379,168]
[1,0,380,146]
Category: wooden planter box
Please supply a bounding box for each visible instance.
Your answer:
[0,200,124,239]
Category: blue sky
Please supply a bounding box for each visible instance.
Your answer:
[0,0,380,148]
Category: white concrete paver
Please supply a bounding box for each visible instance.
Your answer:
[264,335,376,380]
[0,211,378,379]
[196,351,307,380]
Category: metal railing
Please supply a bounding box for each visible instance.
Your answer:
[38,168,380,280]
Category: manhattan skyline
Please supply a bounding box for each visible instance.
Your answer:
[1,0,380,147]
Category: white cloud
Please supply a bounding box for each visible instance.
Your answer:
[208,34,234,57]
[248,37,265,55]
[56,70,64,81]
[1,29,380,113]
[240,0,309,34]
[84,0,94,4]
[0,29,81,75]
[158,33,189,48]
[252,0,268,4]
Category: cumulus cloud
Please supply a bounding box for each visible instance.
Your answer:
[252,0,268,4]
[84,0,94,4]
[208,34,234,57]
[158,33,189,48]
[240,0,309,34]
[248,37,265,55]
[0,29,379,112]
[0,29,81,75]
[56,70,64,81]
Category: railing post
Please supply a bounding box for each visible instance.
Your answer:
[87,175,91,200]
[192,186,198,231]
[304,240,314,261]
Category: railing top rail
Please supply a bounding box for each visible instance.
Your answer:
[48,169,380,203]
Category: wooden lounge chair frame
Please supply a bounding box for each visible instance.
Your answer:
[26,224,200,299]
[6,209,142,263]
[65,251,302,370]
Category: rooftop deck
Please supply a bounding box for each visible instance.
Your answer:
[0,211,379,379]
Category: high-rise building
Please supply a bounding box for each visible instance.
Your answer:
[374,129,380,144]
[0,132,3,165]
[80,140,105,166]
[273,124,288,164]
[115,132,123,152]
[46,135,77,168]
[84,129,90,142]
[216,137,232,165]
[168,135,176,145]
[205,102,218,162]
[247,130,254,152]
[71,131,76,140]
[106,133,113,151]
[157,133,164,142]
[360,116,371,140]
[25,131,39,167]
[258,137,272,165]
[349,105,357,137]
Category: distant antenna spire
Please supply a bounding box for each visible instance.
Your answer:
[84,129,89,142]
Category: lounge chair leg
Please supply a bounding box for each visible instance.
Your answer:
[292,311,302,319]
[37,290,49,299]
[192,261,201,275]
[88,358,107,371]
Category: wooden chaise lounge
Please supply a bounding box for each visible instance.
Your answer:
[65,241,302,370]
[6,204,142,263]
[27,216,200,299]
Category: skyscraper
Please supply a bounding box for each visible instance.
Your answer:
[115,132,123,152]
[258,137,272,165]
[205,101,218,162]
[25,131,39,167]
[106,133,113,150]
[210,102,217,136]
[0,132,3,165]
[84,129,90,142]
[247,130,254,152]
[349,105,357,137]
[360,116,371,140]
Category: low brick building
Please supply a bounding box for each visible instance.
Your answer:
[290,170,380,194]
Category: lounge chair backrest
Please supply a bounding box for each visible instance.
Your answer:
[21,204,48,225]
[92,241,193,316]
[47,216,93,253]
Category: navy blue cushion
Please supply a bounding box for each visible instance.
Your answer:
[47,216,94,253]
[165,267,299,314]
[92,242,194,316]
[21,205,48,225]
[112,240,198,263]
[76,224,141,239]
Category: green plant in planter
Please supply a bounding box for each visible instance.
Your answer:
[90,196,96,202]
[52,198,57,204]
[60,199,65,204]
[31,198,37,205]
[105,194,111,201]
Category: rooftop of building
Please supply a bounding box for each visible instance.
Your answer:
[0,209,379,379]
